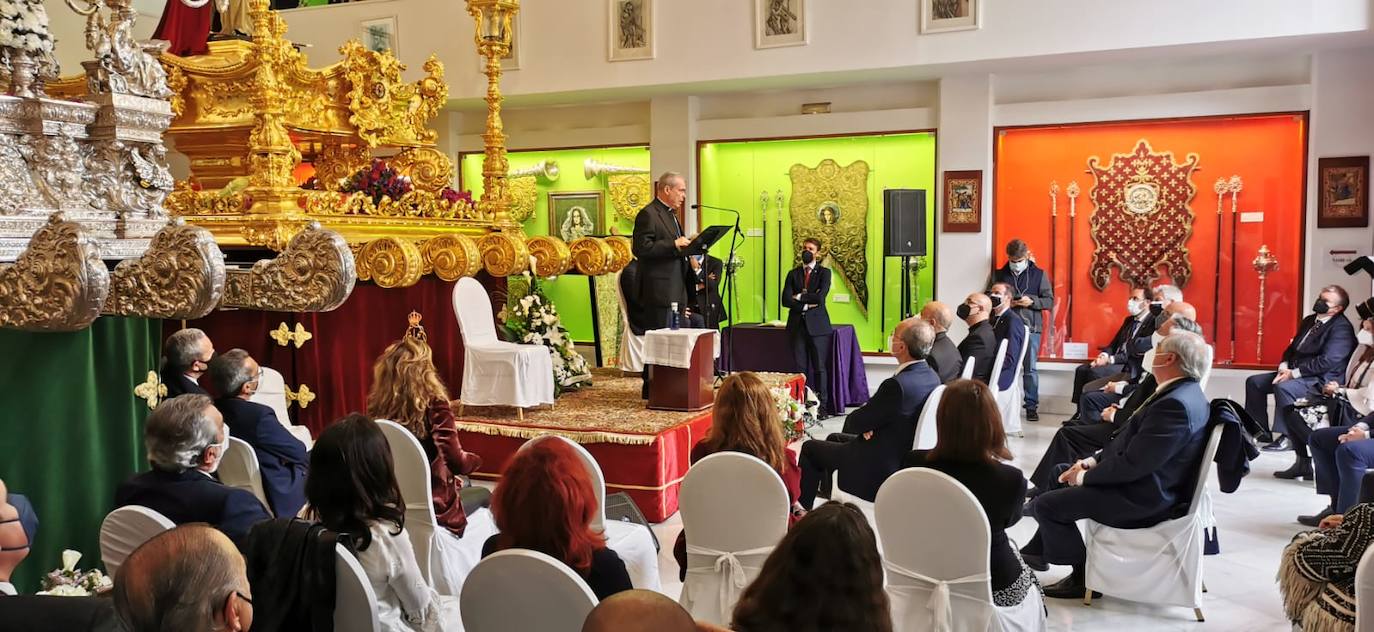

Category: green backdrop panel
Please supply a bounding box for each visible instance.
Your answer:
[698,133,937,352]
[0,317,160,591]
[460,146,650,346]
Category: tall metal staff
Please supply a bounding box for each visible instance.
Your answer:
[776,189,785,312]
[1211,178,1227,357]
[1066,181,1080,340]
[759,190,770,321]
[1227,175,1243,364]
[1253,245,1278,362]
[1048,181,1059,356]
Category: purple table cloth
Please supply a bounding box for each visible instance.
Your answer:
[720,323,871,411]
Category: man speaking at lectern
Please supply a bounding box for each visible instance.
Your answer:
[631,171,694,398]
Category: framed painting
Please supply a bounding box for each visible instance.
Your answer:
[942,170,982,233]
[609,0,654,61]
[549,192,603,242]
[920,0,981,34]
[754,0,807,49]
[359,16,399,56]
[1318,156,1369,228]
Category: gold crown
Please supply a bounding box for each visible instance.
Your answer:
[406,310,427,342]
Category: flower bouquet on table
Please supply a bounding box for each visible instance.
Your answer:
[500,270,591,395]
[772,385,821,441]
[38,550,111,596]
[0,0,60,96]
[340,158,413,205]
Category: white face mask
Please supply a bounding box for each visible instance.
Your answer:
[1151,332,1164,347]
[1127,298,1145,316]
[206,429,230,473]
[1141,348,1157,374]
[1009,260,1028,274]
[1360,330,1374,347]
[1149,352,1175,381]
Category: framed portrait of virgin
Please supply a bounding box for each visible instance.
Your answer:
[942,170,982,233]
[1318,156,1369,228]
[548,192,603,242]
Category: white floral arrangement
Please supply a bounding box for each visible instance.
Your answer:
[38,550,112,597]
[771,384,819,441]
[0,0,55,59]
[499,271,591,394]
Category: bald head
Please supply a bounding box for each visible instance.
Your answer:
[961,293,992,325]
[921,301,952,332]
[114,524,252,632]
[582,589,697,632]
[1166,301,1197,322]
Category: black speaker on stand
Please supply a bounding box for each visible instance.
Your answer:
[883,189,927,319]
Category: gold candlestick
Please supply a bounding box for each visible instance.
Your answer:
[467,0,520,228]
[1252,244,1278,361]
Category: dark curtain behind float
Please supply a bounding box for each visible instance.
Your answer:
[0,317,160,591]
[179,274,507,436]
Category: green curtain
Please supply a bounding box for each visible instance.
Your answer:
[0,317,160,592]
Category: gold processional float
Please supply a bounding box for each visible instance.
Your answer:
[1,0,627,333]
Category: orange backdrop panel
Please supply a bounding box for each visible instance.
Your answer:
[993,113,1307,367]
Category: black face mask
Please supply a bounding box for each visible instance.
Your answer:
[1314,299,1331,314]
[1154,312,1170,329]
[1149,302,1164,316]
[989,295,1003,308]
[956,303,972,320]
[801,250,815,265]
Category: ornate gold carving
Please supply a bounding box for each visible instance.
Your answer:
[222,224,357,312]
[788,159,871,314]
[134,371,167,409]
[339,41,443,148]
[527,235,573,277]
[508,177,538,223]
[0,215,109,332]
[104,221,226,320]
[242,220,312,251]
[478,231,530,277]
[569,237,615,276]
[312,141,370,192]
[285,383,315,408]
[391,147,455,194]
[467,0,520,228]
[300,190,484,221]
[270,322,313,348]
[1086,139,1199,290]
[604,235,632,273]
[420,234,482,281]
[1253,244,1279,360]
[356,236,424,288]
[607,174,652,222]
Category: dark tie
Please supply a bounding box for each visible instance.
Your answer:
[803,267,812,289]
[1297,321,1321,350]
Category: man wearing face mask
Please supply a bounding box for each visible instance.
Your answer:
[114,394,272,551]
[1245,285,1357,452]
[988,282,1027,392]
[956,293,997,385]
[1076,301,1198,423]
[1150,284,1183,316]
[1300,318,1374,524]
[783,237,835,417]
[1067,287,1157,420]
[920,301,962,384]
[991,239,1054,421]
[209,350,309,519]
[161,328,214,399]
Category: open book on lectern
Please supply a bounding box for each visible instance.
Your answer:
[682,225,731,256]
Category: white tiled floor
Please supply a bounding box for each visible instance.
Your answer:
[645,411,1315,631]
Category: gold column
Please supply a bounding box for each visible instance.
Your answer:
[466,0,520,229]
[1252,244,1278,362]
[245,0,305,218]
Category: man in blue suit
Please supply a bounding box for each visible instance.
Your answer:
[988,282,1027,392]
[1021,331,1213,599]
[208,349,309,519]
[990,239,1054,421]
[797,317,942,507]
[115,395,271,550]
[1247,285,1357,454]
[783,238,836,417]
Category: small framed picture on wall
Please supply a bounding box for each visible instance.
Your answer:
[754,0,807,49]
[549,192,603,242]
[920,0,981,34]
[1317,156,1369,228]
[359,16,399,55]
[609,0,654,61]
[942,170,983,233]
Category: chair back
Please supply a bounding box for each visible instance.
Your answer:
[334,543,381,632]
[614,271,646,373]
[460,549,598,632]
[988,338,1008,391]
[250,366,293,429]
[1011,326,1031,384]
[913,384,944,451]
[1357,543,1374,632]
[1184,424,1225,519]
[219,437,271,515]
[99,505,175,578]
[1200,344,1215,392]
[876,468,994,632]
[374,418,438,585]
[960,356,975,379]
[520,435,607,532]
[453,277,499,345]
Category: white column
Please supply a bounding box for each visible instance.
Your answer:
[649,95,700,232]
[935,74,995,337]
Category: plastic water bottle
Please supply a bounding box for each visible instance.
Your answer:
[669,302,680,330]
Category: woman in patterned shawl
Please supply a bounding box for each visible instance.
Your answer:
[1280,503,1374,631]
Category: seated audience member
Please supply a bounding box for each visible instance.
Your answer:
[1067,286,1155,414]
[1027,316,1203,496]
[582,589,701,632]
[957,293,997,384]
[114,395,271,548]
[1280,503,1374,632]
[208,349,308,519]
[307,413,456,631]
[0,480,29,595]
[901,379,1041,609]
[1077,301,1198,423]
[161,327,214,398]
[990,239,1054,421]
[675,372,802,579]
[920,301,962,384]
[1286,318,1374,491]
[112,524,254,632]
[483,438,632,600]
[0,478,37,567]
[797,318,940,508]
[1021,331,1212,598]
[1149,283,1183,315]
[1247,285,1356,451]
[988,282,1027,391]
[1305,420,1374,527]
[730,502,891,632]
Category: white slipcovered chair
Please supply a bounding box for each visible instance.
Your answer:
[460,549,598,632]
[250,365,314,448]
[679,452,789,626]
[99,505,174,578]
[451,277,555,420]
[876,468,1046,632]
[913,384,945,451]
[375,418,496,597]
[614,270,646,374]
[334,542,382,632]
[1083,423,1225,621]
[961,356,976,379]
[1356,543,1374,632]
[219,436,272,515]
[993,328,1030,437]
[519,436,661,591]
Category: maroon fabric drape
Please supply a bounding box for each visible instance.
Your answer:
[152,0,213,57]
[172,274,507,436]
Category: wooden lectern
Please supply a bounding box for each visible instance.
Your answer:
[645,330,716,412]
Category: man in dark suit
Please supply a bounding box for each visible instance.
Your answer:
[208,349,309,519]
[631,172,694,398]
[956,293,997,384]
[1077,301,1196,423]
[797,318,941,507]
[688,253,725,329]
[988,282,1027,391]
[1247,285,1357,452]
[920,301,962,383]
[783,238,835,416]
[1067,287,1156,415]
[990,239,1054,420]
[115,395,272,550]
[113,525,252,632]
[1022,331,1212,598]
[160,327,214,399]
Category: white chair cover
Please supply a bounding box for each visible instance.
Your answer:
[99,505,174,578]
[219,436,272,515]
[460,549,598,632]
[614,271,645,373]
[251,365,313,448]
[1199,344,1215,392]
[830,470,877,530]
[1084,423,1225,611]
[913,384,945,451]
[335,542,382,632]
[961,356,976,379]
[994,326,1030,436]
[1356,542,1374,632]
[451,277,555,409]
[679,452,789,625]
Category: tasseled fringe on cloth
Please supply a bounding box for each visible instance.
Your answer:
[1296,601,1355,632]
[1280,534,1325,621]
[450,421,658,446]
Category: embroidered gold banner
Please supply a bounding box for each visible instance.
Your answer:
[1087,140,1199,290]
[787,159,870,313]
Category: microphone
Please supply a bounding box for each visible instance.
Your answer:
[691,203,740,215]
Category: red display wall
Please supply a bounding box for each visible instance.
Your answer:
[993,113,1307,367]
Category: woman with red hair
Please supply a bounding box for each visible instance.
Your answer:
[482,438,633,600]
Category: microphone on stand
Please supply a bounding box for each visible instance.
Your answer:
[691,203,740,215]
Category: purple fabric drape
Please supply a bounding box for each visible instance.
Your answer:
[721,324,870,411]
